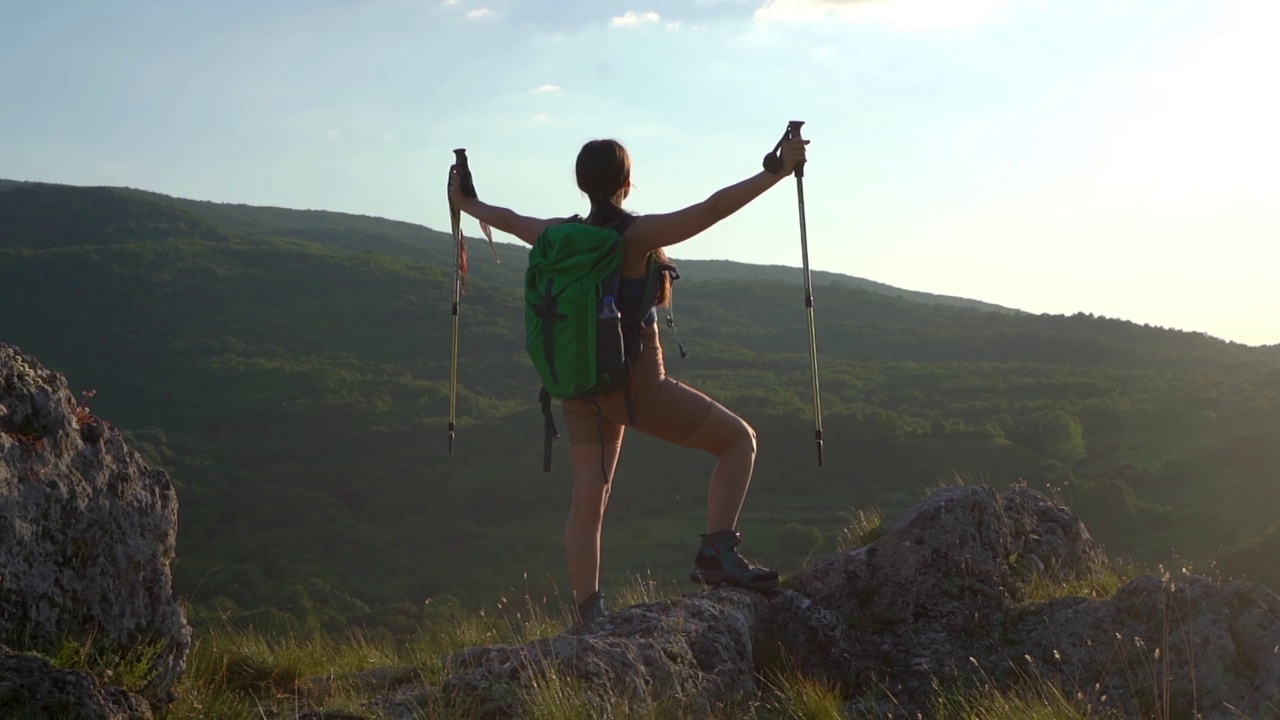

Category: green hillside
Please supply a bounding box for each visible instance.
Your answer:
[1,179,1277,635]
[672,259,1018,313]
[0,179,1017,309]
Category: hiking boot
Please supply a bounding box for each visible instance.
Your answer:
[576,590,607,626]
[688,529,779,590]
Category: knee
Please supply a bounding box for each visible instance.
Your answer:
[739,419,758,456]
[712,416,756,458]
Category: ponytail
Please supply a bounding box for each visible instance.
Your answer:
[577,139,672,306]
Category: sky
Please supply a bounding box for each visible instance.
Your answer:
[2,0,1277,346]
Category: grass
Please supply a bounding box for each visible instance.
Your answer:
[164,625,403,718]
[758,662,849,720]
[151,592,1276,720]
[835,505,885,552]
[931,673,1096,720]
[1021,557,1138,603]
[159,575,689,719]
[47,632,165,695]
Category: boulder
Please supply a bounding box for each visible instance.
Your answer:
[0,644,153,720]
[782,483,1108,702]
[0,344,190,706]
[378,589,771,719]
[378,484,1280,719]
[1012,573,1280,719]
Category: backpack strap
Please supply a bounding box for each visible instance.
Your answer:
[657,263,687,359]
[626,257,686,358]
[607,214,636,236]
[540,387,558,472]
[621,366,636,427]
[533,279,566,385]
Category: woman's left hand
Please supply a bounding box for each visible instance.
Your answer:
[447,168,470,209]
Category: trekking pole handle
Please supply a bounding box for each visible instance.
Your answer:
[453,148,478,199]
[761,121,806,176]
[787,120,806,179]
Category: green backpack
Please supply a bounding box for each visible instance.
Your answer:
[526,214,677,471]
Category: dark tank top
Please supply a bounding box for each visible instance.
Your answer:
[617,276,658,327]
[585,212,657,327]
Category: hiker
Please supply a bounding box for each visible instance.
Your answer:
[447,133,809,624]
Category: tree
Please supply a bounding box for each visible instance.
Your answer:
[1032,410,1086,462]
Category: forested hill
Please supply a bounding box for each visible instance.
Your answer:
[1,178,1277,636]
[668,259,1018,314]
[0,179,1013,313]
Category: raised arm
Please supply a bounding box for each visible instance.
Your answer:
[448,170,559,246]
[625,136,808,253]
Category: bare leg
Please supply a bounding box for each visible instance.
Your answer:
[681,404,758,533]
[563,426,623,606]
[559,327,771,591]
[581,327,760,535]
[621,379,774,588]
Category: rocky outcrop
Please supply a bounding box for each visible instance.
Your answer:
[380,484,1280,720]
[379,590,771,718]
[782,484,1280,718]
[779,484,1108,703]
[0,343,189,710]
[0,644,154,720]
[1013,574,1280,719]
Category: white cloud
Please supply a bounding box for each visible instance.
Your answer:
[441,0,460,5]
[611,10,661,27]
[666,21,683,30]
[466,8,491,18]
[531,84,561,93]
[326,129,339,140]
[532,114,549,122]
[754,0,1007,30]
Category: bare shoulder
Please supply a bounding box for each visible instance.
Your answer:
[516,216,568,245]
[619,232,652,276]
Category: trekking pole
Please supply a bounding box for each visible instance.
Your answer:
[446,150,500,455]
[763,121,825,466]
[447,149,475,455]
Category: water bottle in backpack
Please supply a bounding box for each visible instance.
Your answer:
[597,295,625,377]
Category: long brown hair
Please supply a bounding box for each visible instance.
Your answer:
[575,139,671,307]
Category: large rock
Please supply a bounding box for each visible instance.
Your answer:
[377,590,771,719]
[782,483,1108,701]
[0,344,189,705]
[1013,574,1280,719]
[376,484,1280,720]
[783,484,1280,718]
[0,644,153,719]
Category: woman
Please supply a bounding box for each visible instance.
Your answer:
[448,133,809,624]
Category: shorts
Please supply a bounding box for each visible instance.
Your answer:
[561,325,718,450]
